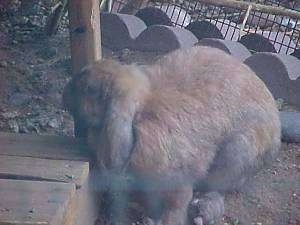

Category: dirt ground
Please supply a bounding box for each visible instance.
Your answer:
[0,27,299,225]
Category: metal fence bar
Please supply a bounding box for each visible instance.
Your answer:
[111,0,300,53]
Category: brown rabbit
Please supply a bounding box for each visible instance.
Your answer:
[63,46,281,225]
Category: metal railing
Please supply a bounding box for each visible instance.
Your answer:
[110,0,300,54]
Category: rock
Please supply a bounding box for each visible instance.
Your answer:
[38,115,49,127]
[0,60,8,68]
[8,120,19,133]
[101,12,147,50]
[198,38,251,61]
[185,20,224,40]
[280,111,300,143]
[12,40,18,45]
[118,48,131,61]
[135,7,173,27]
[134,25,198,52]
[48,118,60,129]
[188,192,225,225]
[239,33,277,53]
[276,98,285,110]
[244,52,300,108]
[18,124,28,133]
[25,119,40,133]
[193,217,204,225]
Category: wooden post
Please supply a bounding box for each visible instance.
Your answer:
[68,0,102,138]
[68,0,102,75]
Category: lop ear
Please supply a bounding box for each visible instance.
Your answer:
[100,99,135,171]
[62,66,89,114]
[62,67,92,138]
[62,80,88,138]
[98,66,150,171]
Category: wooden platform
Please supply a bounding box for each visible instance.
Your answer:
[0,132,99,225]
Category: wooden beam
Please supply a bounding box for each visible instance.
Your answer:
[0,132,91,162]
[0,179,76,225]
[199,0,300,20]
[68,0,102,75]
[0,155,89,188]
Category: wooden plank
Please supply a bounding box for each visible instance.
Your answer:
[0,155,89,188]
[68,0,102,75]
[75,170,101,225]
[0,132,91,162]
[0,179,76,225]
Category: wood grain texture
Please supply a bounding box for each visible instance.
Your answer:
[0,179,76,225]
[68,0,102,75]
[0,155,89,188]
[0,132,91,162]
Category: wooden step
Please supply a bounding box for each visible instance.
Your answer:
[0,179,76,225]
[0,155,89,188]
[0,132,91,161]
[0,132,99,225]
